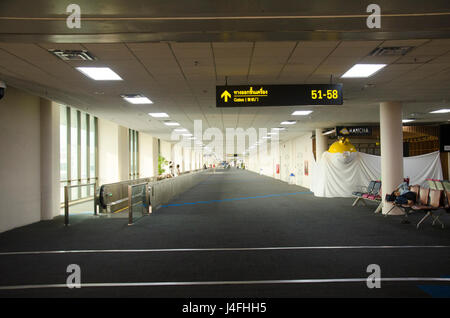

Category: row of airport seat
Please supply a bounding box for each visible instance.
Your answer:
[353,179,449,228]
[386,182,449,228]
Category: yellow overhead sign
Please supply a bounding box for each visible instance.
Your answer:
[216,84,343,107]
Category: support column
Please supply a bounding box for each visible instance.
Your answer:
[315,128,328,162]
[152,137,159,177]
[117,126,129,181]
[380,101,404,215]
[40,98,60,220]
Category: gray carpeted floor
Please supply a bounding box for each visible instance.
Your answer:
[0,168,449,297]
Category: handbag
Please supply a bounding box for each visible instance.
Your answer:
[385,193,396,202]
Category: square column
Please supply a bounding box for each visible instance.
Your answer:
[315,128,328,162]
[380,101,404,215]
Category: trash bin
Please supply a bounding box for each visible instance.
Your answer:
[289,173,295,184]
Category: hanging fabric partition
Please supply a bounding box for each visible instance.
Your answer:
[311,151,443,198]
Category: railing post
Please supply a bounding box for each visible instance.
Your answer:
[94,181,98,215]
[128,185,133,225]
[64,185,69,226]
[145,182,150,214]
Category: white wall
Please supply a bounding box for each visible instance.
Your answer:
[139,133,158,177]
[160,140,172,162]
[247,132,314,189]
[0,87,47,232]
[98,118,120,185]
[40,98,60,220]
[172,143,184,171]
[183,147,191,171]
[293,133,314,188]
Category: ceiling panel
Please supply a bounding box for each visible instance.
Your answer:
[1,38,449,143]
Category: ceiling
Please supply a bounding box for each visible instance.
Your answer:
[0,1,450,148]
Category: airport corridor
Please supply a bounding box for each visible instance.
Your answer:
[0,168,449,298]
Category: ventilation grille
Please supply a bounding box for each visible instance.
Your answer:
[49,50,96,61]
[369,46,413,56]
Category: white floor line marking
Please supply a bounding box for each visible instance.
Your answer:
[0,245,449,256]
[0,277,449,290]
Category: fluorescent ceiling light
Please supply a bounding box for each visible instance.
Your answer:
[121,94,152,104]
[292,110,313,116]
[182,133,193,137]
[272,127,286,131]
[281,121,296,125]
[402,119,415,123]
[164,122,180,126]
[174,128,188,132]
[76,67,122,80]
[341,64,387,78]
[430,108,450,114]
[148,112,168,118]
[124,96,152,104]
[322,129,336,136]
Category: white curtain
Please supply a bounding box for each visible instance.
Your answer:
[311,151,443,198]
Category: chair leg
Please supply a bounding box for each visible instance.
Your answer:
[431,212,445,229]
[384,204,397,217]
[417,212,431,229]
[401,208,411,224]
[374,201,382,214]
[352,197,360,207]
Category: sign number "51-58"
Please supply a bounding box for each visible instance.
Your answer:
[311,89,339,100]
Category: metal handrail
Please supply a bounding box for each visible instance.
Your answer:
[128,182,150,225]
[95,169,208,217]
[64,182,97,226]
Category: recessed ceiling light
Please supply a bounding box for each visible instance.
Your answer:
[430,108,450,114]
[121,94,153,104]
[164,122,180,126]
[292,110,313,116]
[281,121,296,125]
[341,64,387,78]
[76,67,122,80]
[148,112,168,118]
[174,128,188,132]
[402,119,415,123]
[272,127,286,131]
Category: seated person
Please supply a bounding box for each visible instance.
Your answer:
[392,181,416,205]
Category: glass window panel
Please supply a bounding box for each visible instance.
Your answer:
[60,106,68,204]
[90,116,96,179]
[81,112,87,197]
[71,108,78,200]
[135,132,138,177]
[60,106,98,205]
[59,106,67,180]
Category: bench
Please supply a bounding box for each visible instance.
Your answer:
[352,180,382,213]
[385,182,449,229]
[384,184,420,223]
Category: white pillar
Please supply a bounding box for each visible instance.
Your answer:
[315,128,328,162]
[152,137,159,176]
[117,126,129,181]
[380,101,404,215]
[139,133,158,177]
[40,98,60,220]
